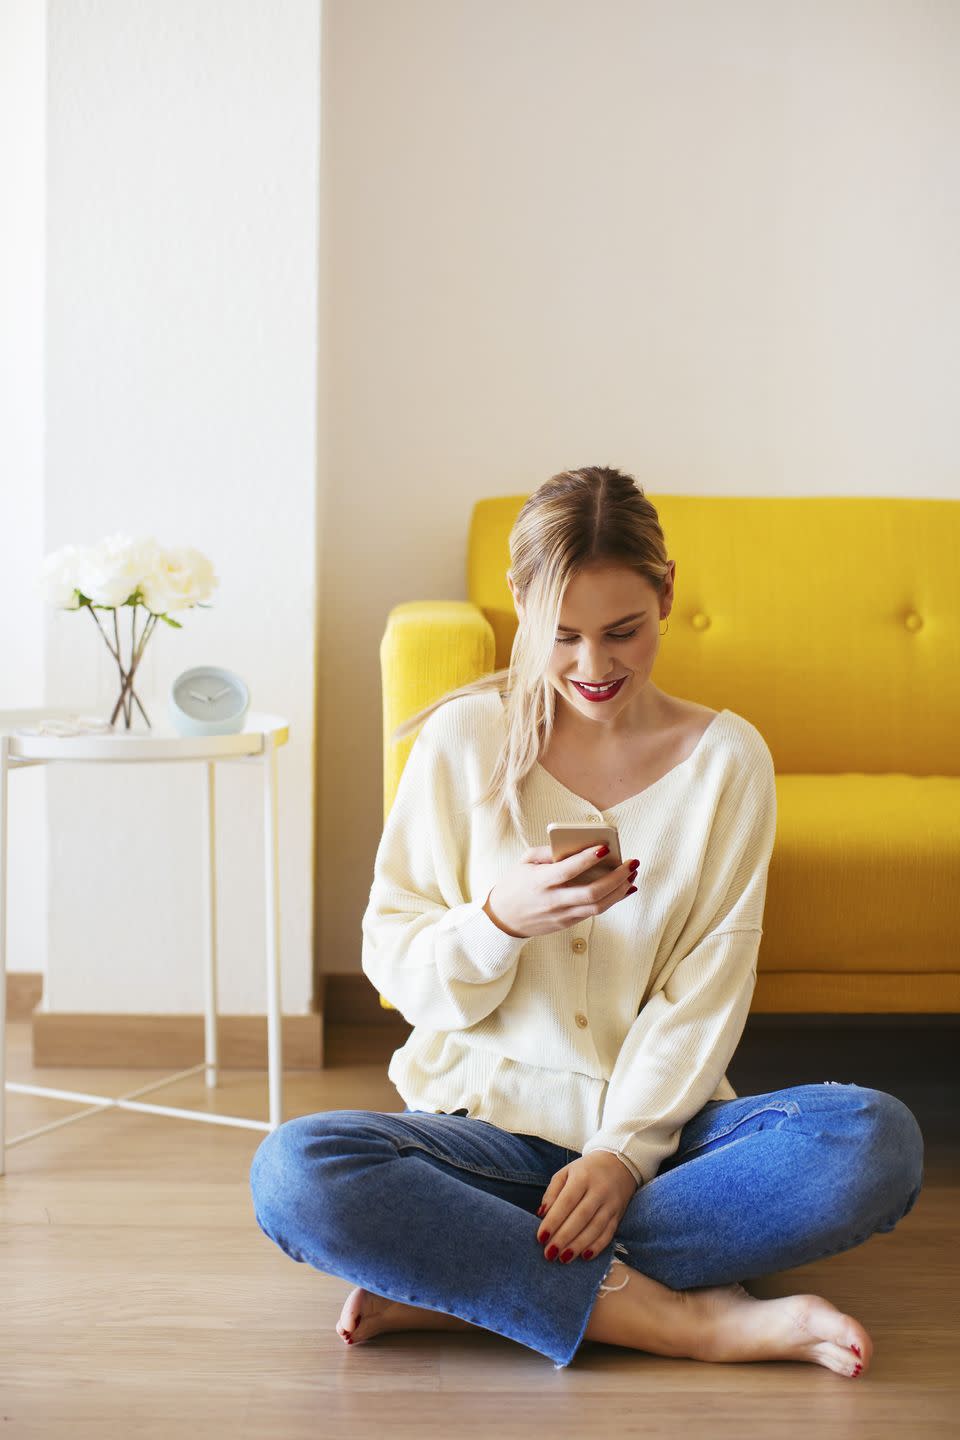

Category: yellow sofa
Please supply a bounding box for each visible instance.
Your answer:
[377,494,960,1015]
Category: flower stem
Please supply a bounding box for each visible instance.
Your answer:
[87,602,121,662]
[113,610,129,726]
[129,605,138,728]
[107,608,157,728]
[83,600,157,728]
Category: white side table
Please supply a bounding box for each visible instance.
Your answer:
[0,707,290,1176]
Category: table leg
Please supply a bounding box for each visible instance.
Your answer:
[202,760,218,1089]
[263,734,283,1129]
[0,735,8,1175]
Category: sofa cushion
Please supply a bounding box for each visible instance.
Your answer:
[765,774,958,973]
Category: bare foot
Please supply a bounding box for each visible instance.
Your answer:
[586,1262,870,1379]
[336,1285,476,1347]
[688,1280,872,1378]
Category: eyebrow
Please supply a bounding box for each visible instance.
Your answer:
[556,611,647,632]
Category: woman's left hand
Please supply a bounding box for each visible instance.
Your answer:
[536,1152,639,1262]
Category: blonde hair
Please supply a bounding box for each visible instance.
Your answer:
[391,465,672,848]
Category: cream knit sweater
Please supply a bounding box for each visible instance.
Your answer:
[361,692,777,1188]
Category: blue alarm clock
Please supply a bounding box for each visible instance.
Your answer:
[169,665,250,736]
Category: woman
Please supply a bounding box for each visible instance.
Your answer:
[249,465,923,1374]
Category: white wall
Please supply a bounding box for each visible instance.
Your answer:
[319,0,960,974]
[40,0,321,1014]
[0,0,47,977]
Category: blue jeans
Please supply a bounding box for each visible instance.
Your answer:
[248,1081,924,1370]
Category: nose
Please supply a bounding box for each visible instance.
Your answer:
[574,647,618,681]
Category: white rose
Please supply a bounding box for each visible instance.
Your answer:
[76,534,161,608]
[38,543,89,609]
[139,545,219,615]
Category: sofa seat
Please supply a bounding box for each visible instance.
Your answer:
[764,774,958,979]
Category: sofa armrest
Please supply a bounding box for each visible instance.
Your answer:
[377,600,496,1012]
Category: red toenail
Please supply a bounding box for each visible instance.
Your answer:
[850,1343,861,1357]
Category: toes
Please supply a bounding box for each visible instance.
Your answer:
[832,1318,868,1369]
[833,1344,863,1376]
[844,1337,868,1369]
[825,1344,860,1377]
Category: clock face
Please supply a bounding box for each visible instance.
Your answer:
[173,669,247,724]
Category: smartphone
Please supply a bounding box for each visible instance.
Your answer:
[547,821,623,886]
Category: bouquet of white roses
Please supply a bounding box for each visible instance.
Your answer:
[39,534,219,729]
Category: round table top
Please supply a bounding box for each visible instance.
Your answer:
[0,708,289,762]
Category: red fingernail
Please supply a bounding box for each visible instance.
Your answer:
[595,846,609,858]
[546,1245,559,1260]
[537,1205,547,1218]
[853,1364,862,1375]
[627,886,637,895]
[850,1344,861,1357]
[538,1230,550,1243]
[583,1249,594,1259]
[560,1249,574,1263]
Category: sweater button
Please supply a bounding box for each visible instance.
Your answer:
[571,938,587,953]
[904,610,923,631]
[575,1012,589,1028]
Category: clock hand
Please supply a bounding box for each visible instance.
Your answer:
[188,689,216,703]
[211,686,232,701]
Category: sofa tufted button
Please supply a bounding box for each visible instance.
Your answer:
[904,611,923,631]
[571,937,587,953]
[575,1012,589,1028]
[691,612,711,630]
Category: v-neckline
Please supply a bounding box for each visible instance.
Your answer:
[531,708,731,813]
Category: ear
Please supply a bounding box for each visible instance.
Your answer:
[662,560,676,609]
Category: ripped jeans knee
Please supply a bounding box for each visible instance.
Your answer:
[595,1240,631,1299]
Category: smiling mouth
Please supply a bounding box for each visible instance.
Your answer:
[570,677,627,699]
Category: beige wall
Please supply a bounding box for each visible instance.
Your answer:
[317,0,960,978]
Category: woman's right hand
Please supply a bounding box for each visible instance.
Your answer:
[482,845,639,939]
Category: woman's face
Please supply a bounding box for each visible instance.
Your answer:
[509,561,675,728]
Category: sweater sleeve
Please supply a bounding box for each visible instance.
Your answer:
[361,706,527,1030]
[580,737,778,1188]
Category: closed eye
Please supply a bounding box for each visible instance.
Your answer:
[556,628,639,645]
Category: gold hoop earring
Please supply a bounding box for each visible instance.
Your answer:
[659,618,669,636]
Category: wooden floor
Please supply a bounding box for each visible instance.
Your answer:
[2,1014,958,1439]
